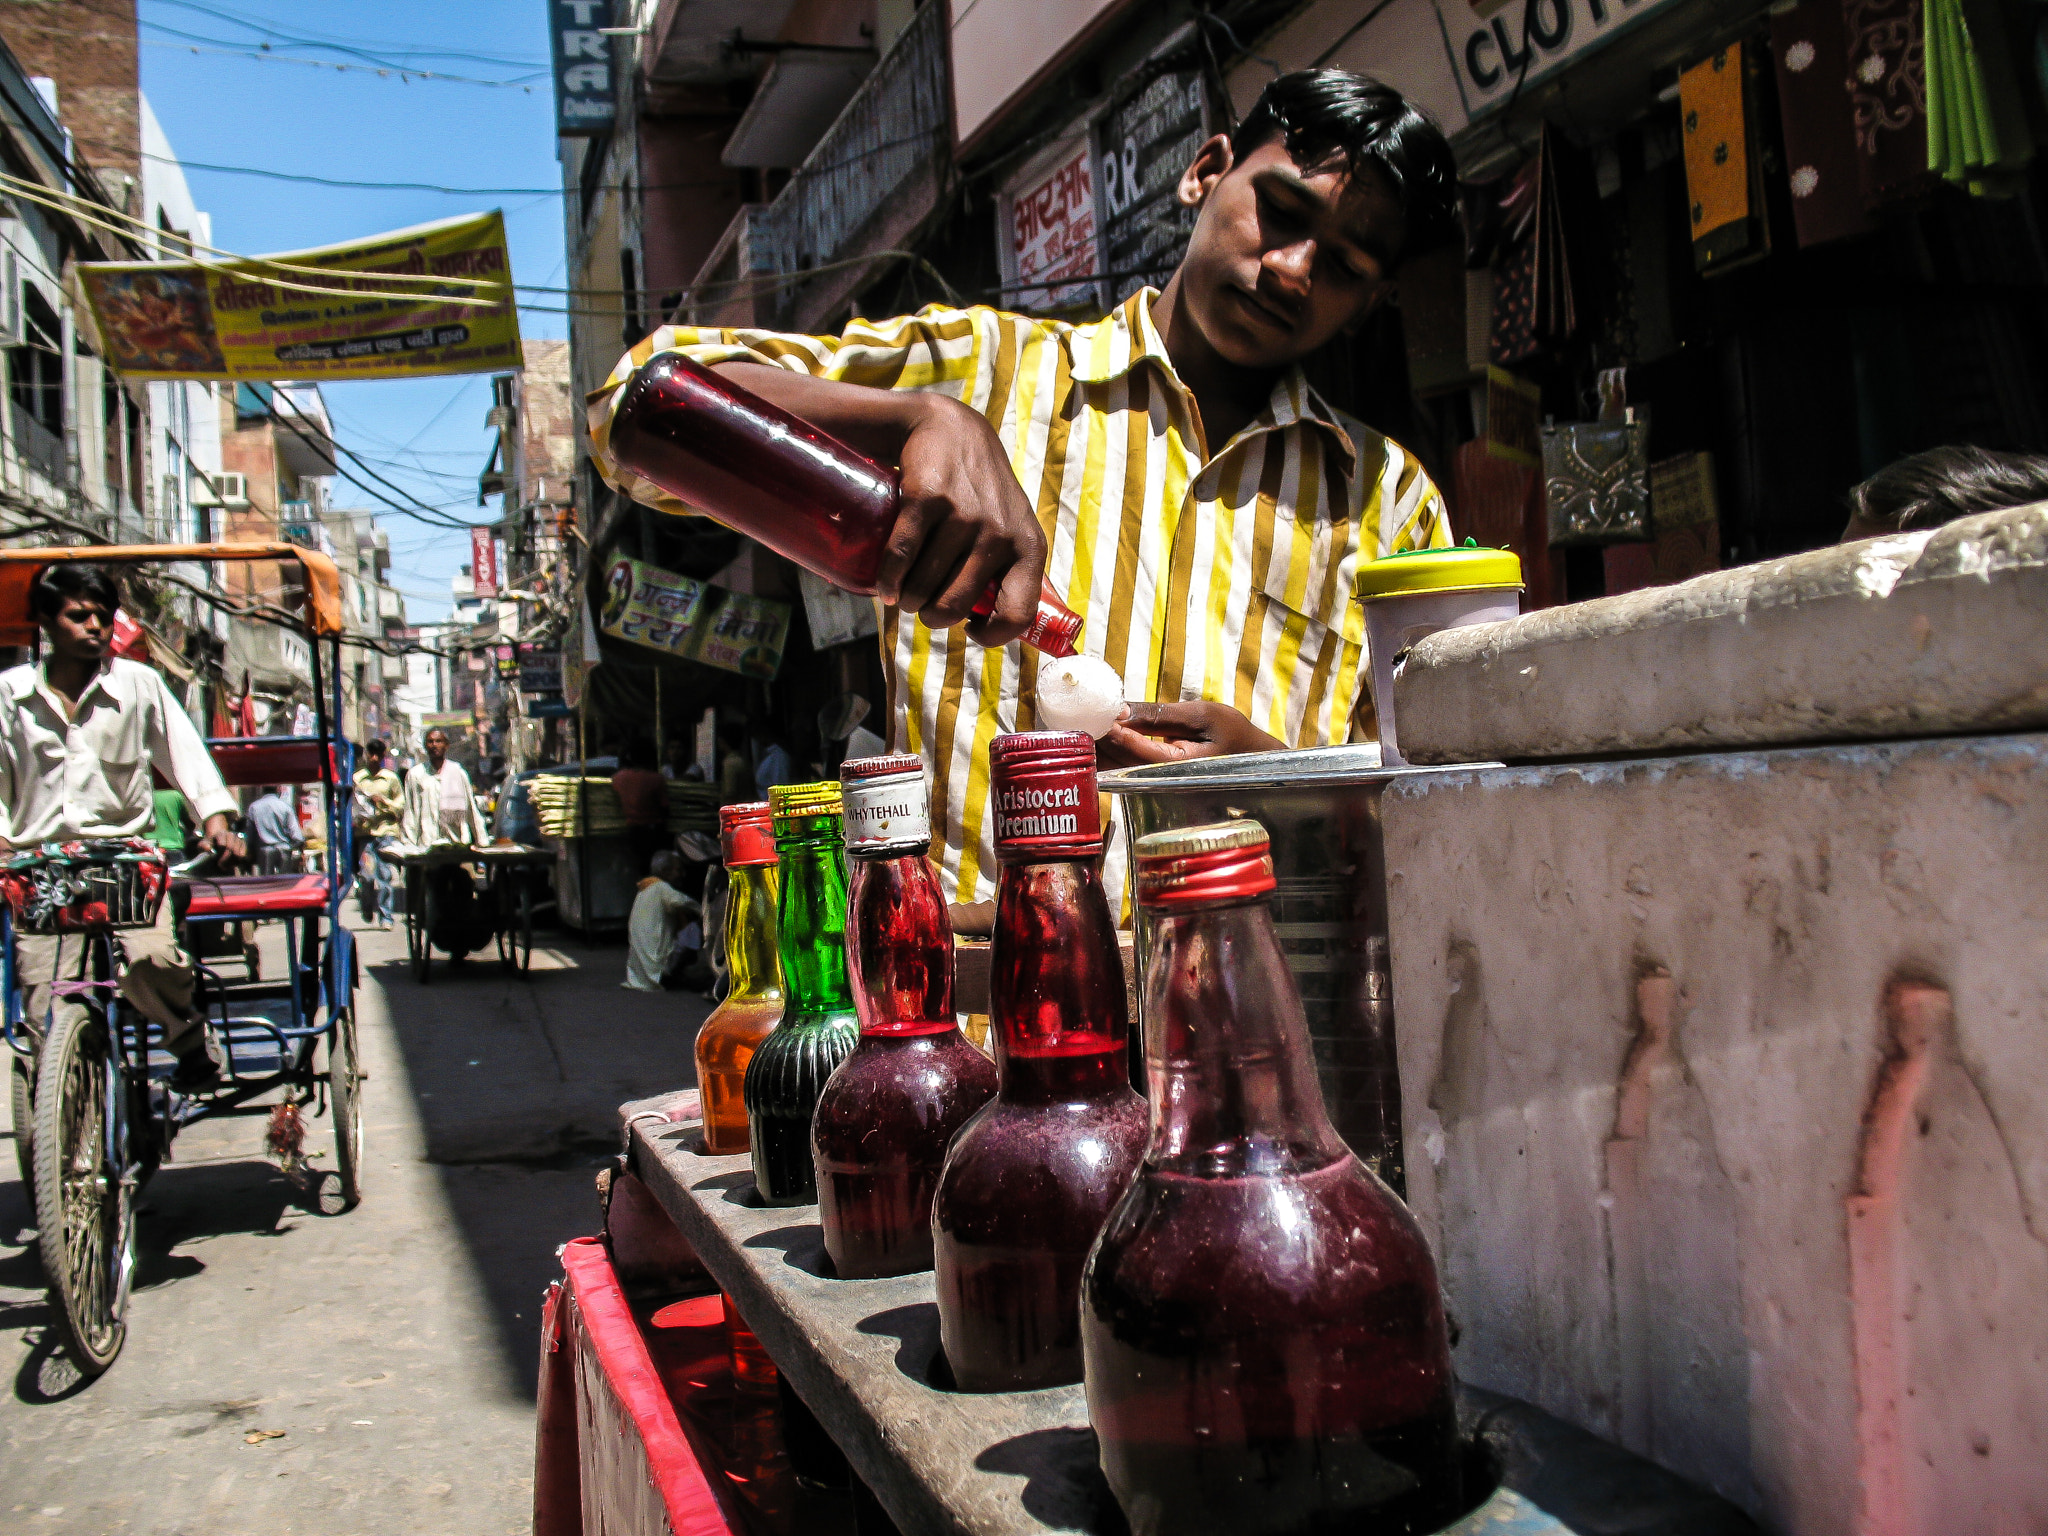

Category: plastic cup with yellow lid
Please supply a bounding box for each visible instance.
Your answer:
[1354,540,1523,766]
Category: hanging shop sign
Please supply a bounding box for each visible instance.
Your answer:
[78,211,521,382]
[1094,69,1210,299]
[1435,0,1689,124]
[550,0,617,135]
[471,527,500,597]
[597,557,791,680]
[518,645,564,696]
[999,131,1101,313]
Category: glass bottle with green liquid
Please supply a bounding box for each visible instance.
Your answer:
[742,780,860,1205]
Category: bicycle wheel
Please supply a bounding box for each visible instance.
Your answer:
[32,999,134,1374]
[10,1054,31,1187]
[328,1006,362,1211]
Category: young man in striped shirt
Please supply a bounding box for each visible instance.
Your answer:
[592,70,1459,915]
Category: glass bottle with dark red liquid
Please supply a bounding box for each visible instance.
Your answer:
[812,754,997,1279]
[931,731,1146,1391]
[741,782,860,1206]
[1082,821,1463,1536]
[695,802,782,1156]
[604,351,1083,655]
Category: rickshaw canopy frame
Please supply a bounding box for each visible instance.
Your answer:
[0,543,346,646]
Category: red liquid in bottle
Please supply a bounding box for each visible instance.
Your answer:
[814,756,996,1279]
[606,352,1081,655]
[1082,822,1462,1536]
[932,733,1146,1391]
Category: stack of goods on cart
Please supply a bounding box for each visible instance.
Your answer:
[529,774,627,839]
[664,777,720,835]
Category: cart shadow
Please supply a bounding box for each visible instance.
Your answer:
[976,1425,1126,1533]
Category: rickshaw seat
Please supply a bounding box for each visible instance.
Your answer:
[206,736,335,788]
[183,873,334,917]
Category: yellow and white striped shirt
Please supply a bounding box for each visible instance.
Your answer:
[590,290,1451,913]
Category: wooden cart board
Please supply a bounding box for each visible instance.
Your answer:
[620,1103,1655,1536]
[472,842,552,865]
[383,842,548,867]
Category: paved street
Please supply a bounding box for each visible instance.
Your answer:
[0,916,709,1536]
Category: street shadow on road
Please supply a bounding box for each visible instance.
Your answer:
[363,923,710,1401]
[0,1155,324,1403]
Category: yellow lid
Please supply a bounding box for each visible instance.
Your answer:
[769,780,842,826]
[1354,539,1523,601]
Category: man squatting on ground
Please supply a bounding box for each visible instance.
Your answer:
[591,70,1461,920]
[0,564,245,1089]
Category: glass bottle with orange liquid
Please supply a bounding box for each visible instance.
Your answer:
[694,801,782,1155]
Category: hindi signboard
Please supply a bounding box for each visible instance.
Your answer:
[597,557,790,680]
[79,211,521,382]
[550,0,617,135]
[1000,133,1100,313]
[1095,70,1209,299]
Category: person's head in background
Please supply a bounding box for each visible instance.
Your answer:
[1842,446,2048,543]
[364,738,387,770]
[663,739,690,774]
[424,728,449,769]
[648,849,681,887]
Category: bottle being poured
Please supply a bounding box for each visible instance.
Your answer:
[605,353,1083,655]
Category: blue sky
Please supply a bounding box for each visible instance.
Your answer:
[136,0,570,621]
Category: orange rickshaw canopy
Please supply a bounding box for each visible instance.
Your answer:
[0,542,346,646]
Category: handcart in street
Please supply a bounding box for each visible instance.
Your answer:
[0,543,361,1377]
[386,840,552,983]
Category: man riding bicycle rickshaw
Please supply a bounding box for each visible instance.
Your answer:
[1,563,245,1092]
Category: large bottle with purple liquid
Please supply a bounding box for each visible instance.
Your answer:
[930,731,1146,1391]
[1081,819,1463,1536]
[812,753,997,1279]
[604,351,1082,654]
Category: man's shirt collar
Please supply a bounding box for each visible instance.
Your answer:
[1065,288,1357,473]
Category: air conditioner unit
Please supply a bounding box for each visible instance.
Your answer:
[215,472,249,505]
[188,472,223,507]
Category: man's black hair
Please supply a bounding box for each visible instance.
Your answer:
[1848,446,2048,534]
[1229,69,1459,265]
[31,562,120,621]
[366,738,388,756]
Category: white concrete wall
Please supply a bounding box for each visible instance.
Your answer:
[1382,735,2048,1535]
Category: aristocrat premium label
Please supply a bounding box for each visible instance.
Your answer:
[842,771,930,853]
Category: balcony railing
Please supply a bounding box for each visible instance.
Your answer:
[8,402,68,485]
[752,0,949,324]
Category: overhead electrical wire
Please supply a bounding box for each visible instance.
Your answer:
[143,0,550,69]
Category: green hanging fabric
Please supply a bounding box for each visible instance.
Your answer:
[1925,0,2035,194]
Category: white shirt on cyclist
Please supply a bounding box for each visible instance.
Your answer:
[0,656,235,846]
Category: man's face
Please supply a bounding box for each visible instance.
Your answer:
[1171,134,1406,371]
[425,731,447,766]
[44,596,112,664]
[366,746,386,771]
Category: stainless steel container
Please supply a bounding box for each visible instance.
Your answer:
[1100,746,1484,1195]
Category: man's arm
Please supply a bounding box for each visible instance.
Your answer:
[144,672,243,857]
[593,315,1045,647]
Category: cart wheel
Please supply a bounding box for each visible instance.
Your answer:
[409,873,433,985]
[327,1006,362,1211]
[32,1001,134,1375]
[497,874,533,975]
[10,1054,32,1188]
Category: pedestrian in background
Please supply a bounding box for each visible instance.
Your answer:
[752,732,794,795]
[623,850,699,992]
[610,738,668,877]
[247,783,304,875]
[400,727,492,961]
[352,737,403,929]
[151,768,194,860]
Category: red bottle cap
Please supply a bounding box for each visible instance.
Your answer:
[719,801,777,867]
[840,754,930,855]
[1132,820,1276,907]
[989,731,1101,861]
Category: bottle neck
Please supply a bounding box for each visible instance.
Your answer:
[991,856,1129,1101]
[847,848,954,1037]
[775,831,855,1017]
[723,863,782,1003]
[1141,896,1349,1177]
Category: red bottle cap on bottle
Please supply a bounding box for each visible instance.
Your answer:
[719,801,777,867]
[989,731,1101,861]
[1132,819,1276,907]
